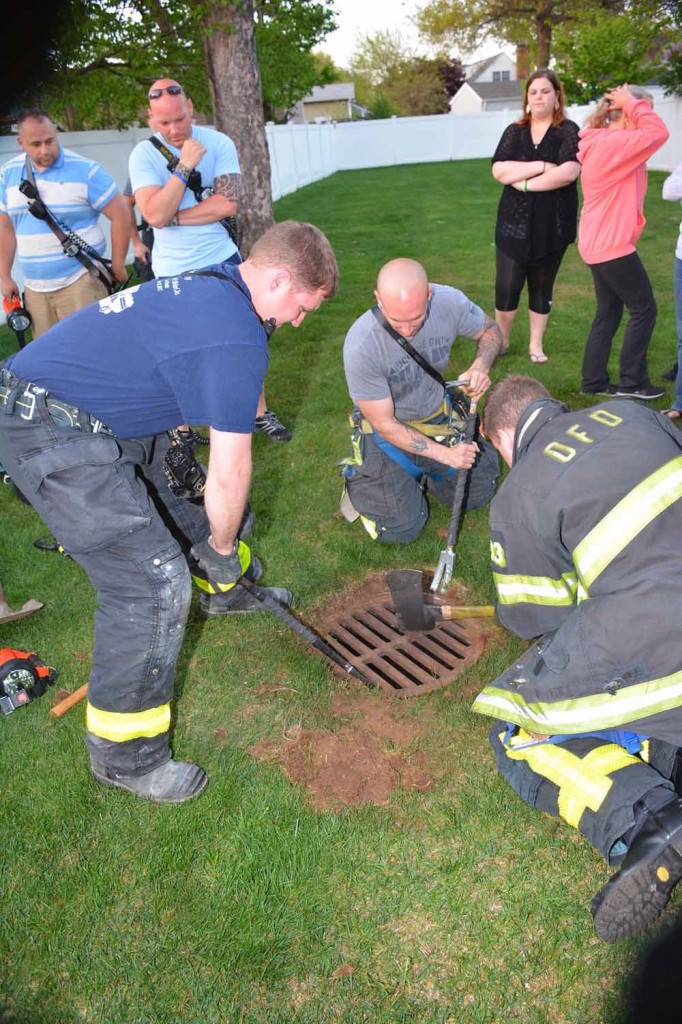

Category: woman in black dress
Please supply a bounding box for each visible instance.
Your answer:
[492,69,580,363]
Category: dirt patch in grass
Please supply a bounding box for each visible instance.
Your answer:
[249,685,441,810]
[247,570,499,809]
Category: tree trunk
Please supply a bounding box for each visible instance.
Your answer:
[199,0,274,256]
[535,11,552,69]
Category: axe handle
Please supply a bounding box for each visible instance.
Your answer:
[438,604,496,619]
[49,683,88,718]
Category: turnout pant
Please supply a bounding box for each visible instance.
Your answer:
[343,432,499,544]
[581,251,657,392]
[490,723,679,865]
[0,377,208,775]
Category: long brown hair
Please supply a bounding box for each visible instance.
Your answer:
[516,69,567,128]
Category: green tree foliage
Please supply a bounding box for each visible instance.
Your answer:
[349,30,464,117]
[255,1,338,122]
[416,0,633,70]
[657,42,682,95]
[554,7,669,102]
[27,0,337,130]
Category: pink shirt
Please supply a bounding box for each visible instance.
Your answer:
[577,97,669,265]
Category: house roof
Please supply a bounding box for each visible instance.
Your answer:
[302,83,354,104]
[464,54,498,81]
[471,81,522,102]
[464,52,515,82]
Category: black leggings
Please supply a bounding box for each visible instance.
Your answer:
[495,246,567,315]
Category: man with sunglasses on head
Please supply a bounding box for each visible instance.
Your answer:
[128,79,291,441]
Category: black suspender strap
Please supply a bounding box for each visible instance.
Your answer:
[19,158,116,292]
[148,136,239,247]
[371,305,448,391]
[189,268,275,336]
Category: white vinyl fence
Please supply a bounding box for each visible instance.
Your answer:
[1,97,681,315]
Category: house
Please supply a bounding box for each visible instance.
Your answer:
[290,83,363,124]
[450,51,524,116]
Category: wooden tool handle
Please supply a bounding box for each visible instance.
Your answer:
[49,683,88,718]
[440,605,496,619]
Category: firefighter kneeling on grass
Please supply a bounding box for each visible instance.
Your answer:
[338,258,502,543]
[474,374,682,942]
[0,221,338,805]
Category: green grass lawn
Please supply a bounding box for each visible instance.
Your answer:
[1,159,680,1023]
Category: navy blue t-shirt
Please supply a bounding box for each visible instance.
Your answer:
[6,264,269,439]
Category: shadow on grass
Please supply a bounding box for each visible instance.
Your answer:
[0,990,81,1024]
[607,908,682,1023]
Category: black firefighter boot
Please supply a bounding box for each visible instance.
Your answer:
[591,797,682,942]
[91,757,208,803]
[198,551,293,617]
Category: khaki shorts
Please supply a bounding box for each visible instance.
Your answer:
[25,275,108,338]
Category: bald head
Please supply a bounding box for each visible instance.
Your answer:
[375,259,431,338]
[147,79,193,147]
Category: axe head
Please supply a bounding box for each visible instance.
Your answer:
[386,569,439,632]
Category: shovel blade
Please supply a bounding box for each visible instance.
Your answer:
[386,569,439,632]
[0,598,43,623]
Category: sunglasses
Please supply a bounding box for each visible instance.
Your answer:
[148,85,183,100]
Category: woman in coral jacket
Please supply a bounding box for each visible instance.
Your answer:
[578,84,669,400]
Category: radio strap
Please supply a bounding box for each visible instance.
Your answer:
[20,158,116,292]
[148,136,239,246]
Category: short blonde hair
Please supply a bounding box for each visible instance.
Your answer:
[484,375,551,439]
[249,221,339,297]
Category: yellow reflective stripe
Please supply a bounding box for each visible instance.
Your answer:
[87,702,171,742]
[472,665,682,735]
[557,744,640,827]
[505,736,612,824]
[494,571,577,606]
[359,515,378,540]
[192,540,251,594]
[192,574,237,594]
[573,455,682,593]
[582,743,640,777]
[504,734,641,830]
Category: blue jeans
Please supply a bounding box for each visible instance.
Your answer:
[0,376,209,774]
[673,257,682,411]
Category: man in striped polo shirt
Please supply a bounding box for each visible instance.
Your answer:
[0,109,129,337]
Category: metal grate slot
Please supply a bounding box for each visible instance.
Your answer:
[327,630,364,657]
[411,638,456,669]
[322,598,486,697]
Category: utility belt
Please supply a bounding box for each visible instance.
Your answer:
[348,397,466,441]
[340,398,468,485]
[0,369,113,437]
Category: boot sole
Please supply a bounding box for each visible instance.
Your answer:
[592,835,682,942]
[91,767,208,804]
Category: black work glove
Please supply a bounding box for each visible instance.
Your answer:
[190,538,260,595]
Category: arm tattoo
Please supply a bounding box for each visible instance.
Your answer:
[476,316,505,367]
[406,428,429,454]
[175,162,192,181]
[213,173,241,203]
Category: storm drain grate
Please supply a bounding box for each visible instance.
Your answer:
[324,600,485,697]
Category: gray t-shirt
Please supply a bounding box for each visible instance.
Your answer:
[343,284,485,421]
